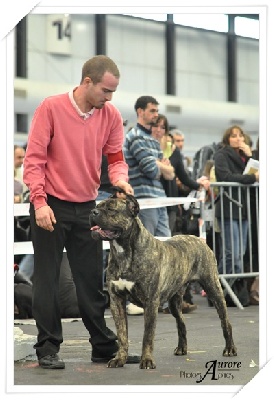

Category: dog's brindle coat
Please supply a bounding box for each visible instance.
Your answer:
[90,195,237,369]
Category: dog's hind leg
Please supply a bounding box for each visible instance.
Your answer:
[168,293,188,356]
[200,277,237,357]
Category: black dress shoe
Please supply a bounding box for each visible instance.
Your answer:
[38,354,65,369]
[91,352,140,364]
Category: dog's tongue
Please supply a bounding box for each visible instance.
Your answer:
[90,226,100,231]
[90,226,113,238]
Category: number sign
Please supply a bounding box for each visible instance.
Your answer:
[46,14,71,55]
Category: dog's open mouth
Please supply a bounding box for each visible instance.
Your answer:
[90,225,121,240]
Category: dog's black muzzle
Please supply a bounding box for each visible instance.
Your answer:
[89,208,121,241]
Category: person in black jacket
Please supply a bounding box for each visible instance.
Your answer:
[151,114,210,313]
[214,126,259,275]
[151,114,210,235]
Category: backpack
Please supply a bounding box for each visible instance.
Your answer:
[191,142,219,181]
[207,278,250,308]
[224,278,250,307]
[14,268,33,319]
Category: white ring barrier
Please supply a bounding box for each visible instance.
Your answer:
[14,197,198,255]
[14,236,173,254]
[14,197,198,217]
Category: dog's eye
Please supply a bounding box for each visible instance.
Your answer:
[107,207,117,213]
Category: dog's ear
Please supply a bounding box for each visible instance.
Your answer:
[110,186,139,216]
[126,195,140,217]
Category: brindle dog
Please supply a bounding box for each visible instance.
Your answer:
[90,192,237,369]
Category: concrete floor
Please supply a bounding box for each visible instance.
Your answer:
[12,293,260,397]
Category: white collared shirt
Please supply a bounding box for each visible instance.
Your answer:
[69,88,94,120]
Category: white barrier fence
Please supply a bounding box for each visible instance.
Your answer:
[14,197,197,255]
[14,188,258,310]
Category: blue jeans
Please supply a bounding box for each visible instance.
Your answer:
[139,207,171,237]
[217,219,248,274]
[19,254,34,280]
[139,206,171,310]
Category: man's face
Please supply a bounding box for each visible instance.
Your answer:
[173,134,184,150]
[86,72,119,109]
[14,148,25,168]
[138,103,159,127]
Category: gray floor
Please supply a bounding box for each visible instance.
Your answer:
[13,293,259,391]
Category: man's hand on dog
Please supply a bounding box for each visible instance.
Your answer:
[113,180,134,198]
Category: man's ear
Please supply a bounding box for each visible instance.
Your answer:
[83,76,92,85]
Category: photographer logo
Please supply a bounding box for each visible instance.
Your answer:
[180,360,241,383]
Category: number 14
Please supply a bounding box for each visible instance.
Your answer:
[52,19,71,40]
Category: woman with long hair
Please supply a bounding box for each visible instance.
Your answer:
[214,125,259,275]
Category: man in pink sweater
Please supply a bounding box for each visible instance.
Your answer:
[23,55,138,369]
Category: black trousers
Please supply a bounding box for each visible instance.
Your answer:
[29,194,117,359]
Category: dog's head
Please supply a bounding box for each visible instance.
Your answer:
[90,187,140,241]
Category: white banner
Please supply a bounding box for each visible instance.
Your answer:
[14,197,198,216]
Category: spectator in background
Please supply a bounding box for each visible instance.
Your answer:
[14,145,26,203]
[169,128,185,164]
[151,114,210,235]
[124,95,174,237]
[214,125,259,275]
[14,172,24,204]
[14,144,26,177]
[202,159,221,265]
[15,144,33,278]
[169,129,193,195]
[14,144,28,269]
[244,137,259,305]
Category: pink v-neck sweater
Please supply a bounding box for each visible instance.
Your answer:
[23,92,128,209]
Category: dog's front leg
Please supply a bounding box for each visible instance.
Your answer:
[108,291,129,368]
[140,301,158,369]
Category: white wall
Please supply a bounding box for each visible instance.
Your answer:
[107,15,166,94]
[26,14,259,105]
[237,37,259,104]
[176,27,227,101]
[27,14,96,85]
[16,13,259,155]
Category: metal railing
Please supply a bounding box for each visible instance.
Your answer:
[200,182,259,309]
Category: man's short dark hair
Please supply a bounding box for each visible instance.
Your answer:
[81,55,120,84]
[134,96,159,112]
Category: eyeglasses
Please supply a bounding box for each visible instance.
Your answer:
[174,139,184,142]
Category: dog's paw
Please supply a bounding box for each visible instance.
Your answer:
[174,346,187,356]
[139,358,156,369]
[223,346,237,357]
[107,357,126,368]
